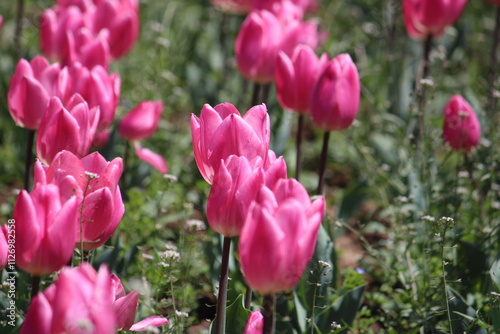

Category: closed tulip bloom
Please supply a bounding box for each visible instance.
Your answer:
[20,264,117,334]
[403,0,468,40]
[14,184,78,276]
[36,95,100,165]
[275,45,328,114]
[239,178,325,294]
[118,100,163,141]
[93,0,140,59]
[244,310,264,334]
[442,95,481,152]
[235,10,284,83]
[8,56,63,130]
[207,156,266,237]
[190,103,270,184]
[310,54,360,131]
[0,225,8,270]
[34,150,125,250]
[65,63,121,146]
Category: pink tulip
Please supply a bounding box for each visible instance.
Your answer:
[207,155,266,237]
[0,16,3,29]
[0,225,9,270]
[20,264,117,334]
[403,0,469,40]
[235,7,322,83]
[7,56,63,129]
[60,27,111,69]
[65,62,121,144]
[275,45,329,114]
[244,310,264,334]
[13,184,78,276]
[190,103,270,184]
[310,53,360,131]
[239,178,325,294]
[36,95,100,165]
[254,0,318,13]
[93,0,140,59]
[34,150,124,250]
[21,264,168,333]
[442,95,481,152]
[118,100,163,141]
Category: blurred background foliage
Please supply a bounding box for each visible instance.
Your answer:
[0,0,500,333]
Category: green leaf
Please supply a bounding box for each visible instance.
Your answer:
[209,294,250,334]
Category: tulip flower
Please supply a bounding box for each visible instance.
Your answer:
[65,62,121,145]
[442,95,481,152]
[21,264,168,334]
[0,225,9,270]
[275,45,329,114]
[13,184,78,276]
[93,0,140,59]
[118,100,163,140]
[403,0,468,40]
[310,53,360,131]
[239,178,325,294]
[190,103,270,184]
[207,156,266,237]
[134,143,169,174]
[34,150,125,251]
[36,95,100,165]
[244,310,264,334]
[7,56,64,130]
[235,7,321,84]
[20,264,117,334]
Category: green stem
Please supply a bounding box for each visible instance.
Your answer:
[251,83,261,107]
[30,275,40,299]
[415,34,433,150]
[24,130,35,191]
[488,6,500,136]
[440,222,453,333]
[295,114,304,181]
[214,236,231,334]
[317,131,331,195]
[14,0,25,59]
[120,141,131,190]
[262,294,275,334]
[244,286,252,310]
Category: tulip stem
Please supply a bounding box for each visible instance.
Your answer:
[415,34,433,147]
[251,83,271,106]
[23,130,35,191]
[244,286,252,309]
[251,83,261,107]
[120,141,131,190]
[262,294,276,334]
[14,0,25,59]
[295,114,304,181]
[317,131,331,195]
[488,7,500,141]
[215,236,231,334]
[30,275,40,299]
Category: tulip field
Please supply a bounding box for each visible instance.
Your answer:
[1,0,500,333]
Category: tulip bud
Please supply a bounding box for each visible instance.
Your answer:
[239,178,325,294]
[275,45,328,114]
[14,184,78,276]
[8,56,63,130]
[36,95,100,165]
[190,103,270,184]
[403,0,468,40]
[310,54,360,131]
[244,310,264,334]
[207,156,266,237]
[118,101,163,141]
[442,95,481,152]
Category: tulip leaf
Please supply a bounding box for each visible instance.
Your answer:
[447,287,488,334]
[209,294,249,334]
[337,181,369,221]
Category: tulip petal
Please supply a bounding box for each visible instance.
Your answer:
[134,144,168,174]
[129,315,169,331]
